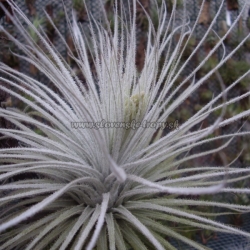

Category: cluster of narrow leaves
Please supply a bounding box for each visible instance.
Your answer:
[1,0,250,249]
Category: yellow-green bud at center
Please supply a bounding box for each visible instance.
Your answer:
[125,91,147,122]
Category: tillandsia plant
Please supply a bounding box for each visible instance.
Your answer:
[1,0,250,249]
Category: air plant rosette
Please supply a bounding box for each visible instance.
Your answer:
[1,0,250,249]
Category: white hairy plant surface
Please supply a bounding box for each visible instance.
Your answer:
[0,0,250,249]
